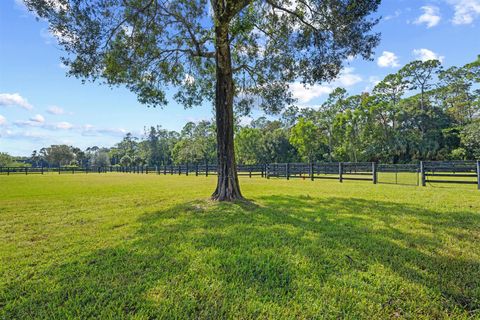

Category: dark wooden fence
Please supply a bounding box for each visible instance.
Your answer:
[420,161,480,189]
[1,160,479,190]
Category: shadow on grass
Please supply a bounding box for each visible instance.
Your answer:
[2,196,480,318]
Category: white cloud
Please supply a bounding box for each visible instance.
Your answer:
[384,10,402,21]
[290,83,333,103]
[1,129,50,142]
[47,105,65,115]
[335,67,362,87]
[377,51,400,68]
[364,76,381,92]
[448,0,480,25]
[0,93,33,110]
[30,114,45,123]
[55,121,74,130]
[413,48,445,62]
[80,124,128,137]
[0,115,6,126]
[290,67,362,104]
[14,120,42,127]
[414,6,441,28]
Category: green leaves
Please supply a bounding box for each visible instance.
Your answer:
[25,0,381,114]
[289,118,326,162]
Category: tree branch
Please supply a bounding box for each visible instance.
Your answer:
[265,0,318,31]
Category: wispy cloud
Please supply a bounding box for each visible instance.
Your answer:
[30,114,45,123]
[364,76,381,92]
[14,119,73,130]
[377,51,400,68]
[413,48,445,62]
[1,129,51,142]
[290,67,362,104]
[54,121,74,130]
[0,93,33,110]
[384,9,402,21]
[80,124,127,137]
[14,120,42,128]
[335,67,363,87]
[47,105,66,115]
[290,83,333,104]
[12,115,129,139]
[414,6,441,28]
[0,115,6,126]
[447,0,480,25]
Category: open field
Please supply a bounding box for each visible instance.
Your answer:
[1,174,479,319]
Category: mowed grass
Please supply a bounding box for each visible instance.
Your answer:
[1,174,479,319]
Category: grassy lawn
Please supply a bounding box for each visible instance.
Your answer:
[1,174,479,319]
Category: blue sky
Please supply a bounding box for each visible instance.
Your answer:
[1,0,480,156]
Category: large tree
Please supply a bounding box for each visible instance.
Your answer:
[25,0,381,200]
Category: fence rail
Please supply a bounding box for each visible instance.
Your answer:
[420,161,480,189]
[1,160,479,190]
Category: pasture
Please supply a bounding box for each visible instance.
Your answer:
[1,174,479,319]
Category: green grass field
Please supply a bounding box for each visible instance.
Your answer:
[1,174,479,319]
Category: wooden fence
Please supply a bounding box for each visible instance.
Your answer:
[1,161,479,190]
[421,161,480,189]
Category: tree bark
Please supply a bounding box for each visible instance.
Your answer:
[211,24,244,201]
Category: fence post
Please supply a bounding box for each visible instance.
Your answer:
[372,162,377,184]
[310,162,314,181]
[186,164,189,176]
[41,166,44,175]
[206,163,209,177]
[25,167,28,175]
[420,161,426,187]
[59,167,61,174]
[7,167,9,175]
[249,166,252,178]
[339,162,343,183]
[477,160,480,190]
[196,164,199,176]
[286,163,290,180]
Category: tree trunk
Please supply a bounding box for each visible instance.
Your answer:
[211,24,243,201]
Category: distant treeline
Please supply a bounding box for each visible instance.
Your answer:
[2,57,479,168]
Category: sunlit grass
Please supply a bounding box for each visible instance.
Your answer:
[1,174,479,319]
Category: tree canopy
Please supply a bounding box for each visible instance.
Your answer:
[26,0,381,113]
[25,0,382,200]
